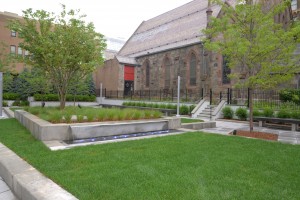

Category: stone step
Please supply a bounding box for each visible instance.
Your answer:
[278,138,298,145]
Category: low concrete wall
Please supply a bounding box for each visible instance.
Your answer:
[15,110,181,141]
[181,121,216,130]
[15,110,71,141]
[0,143,78,200]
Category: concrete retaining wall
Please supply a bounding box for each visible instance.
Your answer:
[0,143,78,200]
[181,121,216,130]
[15,110,181,141]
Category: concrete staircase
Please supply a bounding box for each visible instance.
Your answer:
[197,104,217,120]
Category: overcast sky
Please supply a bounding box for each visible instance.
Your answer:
[2,0,192,40]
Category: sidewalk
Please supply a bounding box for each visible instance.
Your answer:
[0,176,17,200]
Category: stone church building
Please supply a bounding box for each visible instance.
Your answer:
[94,0,294,96]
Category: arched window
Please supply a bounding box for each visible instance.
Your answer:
[164,58,171,88]
[190,53,196,86]
[146,61,150,87]
[222,56,231,84]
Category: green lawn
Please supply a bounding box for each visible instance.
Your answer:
[0,119,300,200]
[181,118,204,123]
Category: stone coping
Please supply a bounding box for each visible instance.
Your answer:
[0,143,78,200]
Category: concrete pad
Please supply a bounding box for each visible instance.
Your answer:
[0,190,17,200]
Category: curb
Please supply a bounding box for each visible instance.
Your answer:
[3,107,14,118]
[0,143,78,200]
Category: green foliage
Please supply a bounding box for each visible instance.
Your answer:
[3,93,20,100]
[222,106,234,119]
[235,107,248,121]
[290,111,300,119]
[276,110,291,119]
[253,109,263,117]
[9,5,106,109]
[279,89,300,104]
[25,107,162,123]
[2,101,8,107]
[33,94,96,102]
[263,107,274,117]
[179,105,189,115]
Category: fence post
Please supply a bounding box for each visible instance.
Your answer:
[160,89,162,101]
[227,88,230,104]
[117,90,118,99]
[105,88,106,98]
[230,88,232,104]
[210,89,212,105]
[201,88,204,100]
[131,90,133,100]
[247,88,250,108]
[186,89,188,102]
[149,90,151,100]
[219,91,222,103]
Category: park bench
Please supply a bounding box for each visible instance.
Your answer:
[254,117,300,131]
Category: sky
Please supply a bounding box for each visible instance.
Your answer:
[2,0,193,40]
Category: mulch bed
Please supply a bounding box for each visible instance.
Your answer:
[234,130,278,141]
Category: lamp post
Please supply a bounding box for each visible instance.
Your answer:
[0,72,3,117]
[176,76,180,117]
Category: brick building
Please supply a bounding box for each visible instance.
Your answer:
[95,0,295,97]
[0,11,27,73]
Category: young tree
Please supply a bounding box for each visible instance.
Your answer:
[203,0,300,131]
[9,5,106,109]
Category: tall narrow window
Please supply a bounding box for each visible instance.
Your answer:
[190,54,196,86]
[10,45,16,55]
[164,58,171,88]
[146,61,150,87]
[222,56,231,84]
[18,47,23,56]
[11,31,16,37]
[24,50,29,57]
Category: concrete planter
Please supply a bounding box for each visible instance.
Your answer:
[14,110,181,141]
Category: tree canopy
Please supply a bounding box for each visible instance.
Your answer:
[203,0,300,131]
[9,5,106,109]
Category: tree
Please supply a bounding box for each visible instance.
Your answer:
[9,5,106,109]
[203,0,300,131]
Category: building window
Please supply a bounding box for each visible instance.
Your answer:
[146,61,150,87]
[10,45,16,55]
[18,47,23,56]
[164,58,171,88]
[24,50,29,57]
[222,56,231,84]
[190,53,197,86]
[11,31,16,37]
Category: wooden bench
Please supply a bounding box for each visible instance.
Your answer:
[254,117,300,131]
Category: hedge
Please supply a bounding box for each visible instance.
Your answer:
[3,93,20,100]
[33,94,96,102]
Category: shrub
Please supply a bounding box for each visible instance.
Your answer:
[189,105,196,112]
[12,100,20,106]
[253,109,263,117]
[33,94,96,102]
[222,106,234,119]
[290,111,300,119]
[179,105,189,115]
[235,107,248,121]
[276,110,291,119]
[3,93,20,100]
[262,107,274,117]
[2,101,8,107]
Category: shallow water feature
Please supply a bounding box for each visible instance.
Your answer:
[64,129,180,144]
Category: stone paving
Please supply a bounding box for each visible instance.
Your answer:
[0,177,17,200]
[0,110,18,199]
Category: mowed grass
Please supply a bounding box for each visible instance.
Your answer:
[180,118,204,123]
[0,119,300,200]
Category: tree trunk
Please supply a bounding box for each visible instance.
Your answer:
[59,91,66,110]
[249,88,253,132]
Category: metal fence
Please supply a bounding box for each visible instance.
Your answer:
[97,88,300,110]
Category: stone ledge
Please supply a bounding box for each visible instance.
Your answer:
[0,143,78,200]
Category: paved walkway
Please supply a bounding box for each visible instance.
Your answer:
[0,177,17,200]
